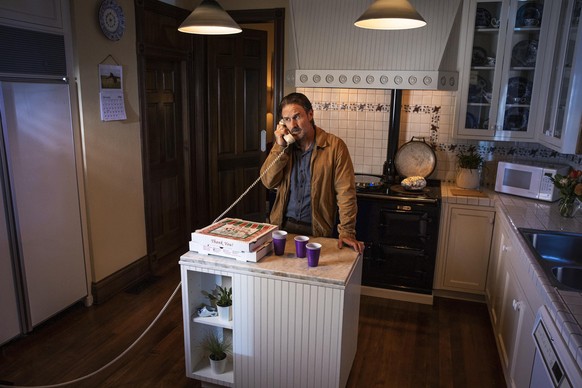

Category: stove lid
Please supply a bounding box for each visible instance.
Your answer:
[394,137,437,178]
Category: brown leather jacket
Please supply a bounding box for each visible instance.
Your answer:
[260,126,357,239]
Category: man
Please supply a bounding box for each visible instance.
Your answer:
[260,92,364,253]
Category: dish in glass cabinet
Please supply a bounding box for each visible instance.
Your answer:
[511,40,538,67]
[504,107,529,131]
[516,2,543,27]
[475,7,492,27]
[466,112,478,128]
[468,74,492,103]
[507,77,533,104]
[472,46,488,66]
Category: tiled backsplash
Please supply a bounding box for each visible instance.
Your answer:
[297,87,582,185]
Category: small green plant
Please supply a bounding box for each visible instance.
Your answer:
[202,285,232,307]
[457,145,484,169]
[200,331,232,361]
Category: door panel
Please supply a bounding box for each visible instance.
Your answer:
[208,29,268,222]
[144,59,188,260]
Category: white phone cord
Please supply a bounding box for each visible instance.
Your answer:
[0,282,182,388]
[1,145,290,388]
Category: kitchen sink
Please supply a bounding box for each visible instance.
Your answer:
[518,228,582,292]
[552,267,582,290]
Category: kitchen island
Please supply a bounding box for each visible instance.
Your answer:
[179,234,362,388]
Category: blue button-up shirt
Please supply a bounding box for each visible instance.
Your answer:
[285,143,313,223]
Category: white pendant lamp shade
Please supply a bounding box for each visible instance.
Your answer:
[355,0,427,30]
[178,0,242,35]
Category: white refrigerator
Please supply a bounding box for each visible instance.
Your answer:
[0,80,87,345]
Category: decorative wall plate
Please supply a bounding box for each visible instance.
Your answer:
[99,0,125,41]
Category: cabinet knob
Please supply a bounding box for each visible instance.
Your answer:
[512,299,522,311]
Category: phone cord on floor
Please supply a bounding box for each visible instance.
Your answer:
[0,283,182,388]
[0,143,292,388]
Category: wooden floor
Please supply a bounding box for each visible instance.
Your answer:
[0,255,505,388]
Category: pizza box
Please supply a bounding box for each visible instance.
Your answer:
[189,240,272,262]
[191,218,277,253]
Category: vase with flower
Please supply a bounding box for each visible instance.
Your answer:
[550,169,582,218]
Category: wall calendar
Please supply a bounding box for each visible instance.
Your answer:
[99,64,126,121]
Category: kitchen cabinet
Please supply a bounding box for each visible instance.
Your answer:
[0,0,65,31]
[536,0,582,154]
[485,212,540,388]
[456,0,553,140]
[179,236,362,388]
[435,204,495,294]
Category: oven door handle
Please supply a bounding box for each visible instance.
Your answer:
[379,209,429,222]
[376,243,426,256]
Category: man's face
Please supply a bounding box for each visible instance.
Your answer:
[281,104,314,142]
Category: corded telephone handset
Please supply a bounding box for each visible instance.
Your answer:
[279,119,296,144]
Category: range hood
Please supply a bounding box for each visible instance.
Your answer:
[286,0,462,90]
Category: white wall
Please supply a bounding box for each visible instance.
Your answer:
[71,0,146,282]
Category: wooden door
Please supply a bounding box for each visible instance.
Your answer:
[207,29,268,223]
[144,59,188,260]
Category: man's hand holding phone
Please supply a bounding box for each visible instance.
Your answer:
[275,119,295,145]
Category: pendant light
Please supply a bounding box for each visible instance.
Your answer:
[178,0,242,35]
[354,0,427,30]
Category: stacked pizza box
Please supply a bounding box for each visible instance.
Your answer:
[189,218,277,262]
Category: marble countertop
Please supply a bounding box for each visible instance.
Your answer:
[180,234,360,288]
[441,181,582,368]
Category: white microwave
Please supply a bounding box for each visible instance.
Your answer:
[495,161,570,202]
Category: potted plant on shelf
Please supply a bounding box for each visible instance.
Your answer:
[202,285,232,321]
[200,331,232,375]
[456,145,484,189]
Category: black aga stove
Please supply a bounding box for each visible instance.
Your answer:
[355,177,441,295]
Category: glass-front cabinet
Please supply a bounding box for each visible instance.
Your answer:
[536,0,582,154]
[457,0,552,140]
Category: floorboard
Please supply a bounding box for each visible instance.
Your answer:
[0,255,505,387]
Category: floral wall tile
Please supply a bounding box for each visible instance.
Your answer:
[297,87,582,183]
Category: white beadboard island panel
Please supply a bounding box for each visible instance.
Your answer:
[180,234,362,387]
